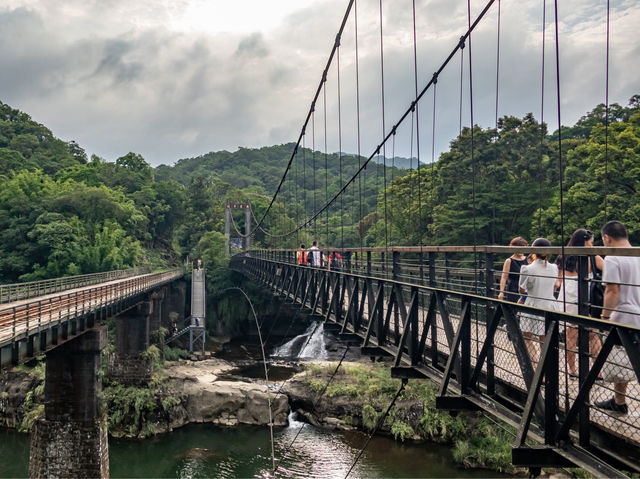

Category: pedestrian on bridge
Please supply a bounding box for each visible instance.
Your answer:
[297,244,308,265]
[555,228,605,378]
[329,251,342,271]
[498,237,528,302]
[518,237,560,368]
[595,221,640,415]
[307,241,323,267]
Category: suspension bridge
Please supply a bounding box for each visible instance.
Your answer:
[1,0,638,477]
[222,0,640,476]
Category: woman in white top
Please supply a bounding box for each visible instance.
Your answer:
[518,238,559,368]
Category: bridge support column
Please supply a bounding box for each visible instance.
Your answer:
[29,327,109,479]
[110,302,152,385]
[149,289,165,355]
[161,280,186,328]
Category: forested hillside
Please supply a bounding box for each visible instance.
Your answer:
[1,95,637,286]
[0,101,406,284]
[368,96,640,246]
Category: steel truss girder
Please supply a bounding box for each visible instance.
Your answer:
[232,256,640,476]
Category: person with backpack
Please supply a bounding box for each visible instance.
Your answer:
[329,251,342,271]
[307,241,323,267]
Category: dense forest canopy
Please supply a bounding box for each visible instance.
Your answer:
[0,95,638,287]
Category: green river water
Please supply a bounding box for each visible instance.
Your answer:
[0,418,505,478]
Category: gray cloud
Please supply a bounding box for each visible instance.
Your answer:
[0,0,638,167]
[236,33,269,58]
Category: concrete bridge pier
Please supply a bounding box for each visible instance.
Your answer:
[161,280,186,328]
[110,301,153,385]
[29,327,109,479]
[149,289,165,354]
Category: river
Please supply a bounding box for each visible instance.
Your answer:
[0,418,501,478]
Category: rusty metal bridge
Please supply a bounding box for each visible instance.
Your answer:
[0,267,183,367]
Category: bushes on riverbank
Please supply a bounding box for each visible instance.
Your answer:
[302,362,514,473]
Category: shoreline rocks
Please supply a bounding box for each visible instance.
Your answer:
[165,359,289,428]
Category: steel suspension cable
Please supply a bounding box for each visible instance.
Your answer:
[338,44,345,249]
[379,0,389,253]
[354,0,364,255]
[431,81,437,244]
[459,42,465,136]
[539,0,546,236]
[242,0,497,240]
[275,344,351,474]
[554,0,569,411]
[344,381,406,478]
[313,112,317,239]
[295,136,299,245]
[604,0,610,222]
[412,0,423,250]
[467,0,480,363]
[303,134,307,231]
[492,0,501,244]
[246,1,356,237]
[225,288,275,471]
[324,83,329,246]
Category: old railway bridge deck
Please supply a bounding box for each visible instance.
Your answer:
[231,245,640,477]
[0,267,183,367]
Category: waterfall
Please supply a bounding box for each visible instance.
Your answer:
[272,321,327,359]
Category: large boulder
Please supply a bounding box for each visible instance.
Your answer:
[167,359,289,427]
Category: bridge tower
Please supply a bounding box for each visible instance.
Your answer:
[189,263,206,353]
[224,200,251,256]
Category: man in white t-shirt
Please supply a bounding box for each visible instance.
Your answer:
[307,241,323,268]
[595,221,640,415]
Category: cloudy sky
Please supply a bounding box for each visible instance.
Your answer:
[1,0,638,166]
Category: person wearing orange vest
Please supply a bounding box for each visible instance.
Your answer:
[297,244,308,265]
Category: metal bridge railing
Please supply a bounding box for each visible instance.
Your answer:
[234,248,640,476]
[0,267,150,305]
[0,268,183,349]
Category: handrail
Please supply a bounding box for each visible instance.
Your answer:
[0,267,151,304]
[248,245,640,256]
[0,268,183,347]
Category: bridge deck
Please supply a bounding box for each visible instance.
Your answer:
[0,269,182,350]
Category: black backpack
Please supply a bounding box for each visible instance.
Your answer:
[307,251,314,265]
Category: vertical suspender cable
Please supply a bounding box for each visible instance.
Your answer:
[338,44,345,249]
[539,0,546,236]
[295,138,299,246]
[492,0,501,245]
[303,134,307,230]
[604,0,610,222]
[379,0,389,254]
[354,0,364,256]
[467,0,480,360]
[412,0,423,250]
[324,83,329,247]
[554,0,569,411]
[459,43,465,136]
[391,131,395,229]
[313,112,317,240]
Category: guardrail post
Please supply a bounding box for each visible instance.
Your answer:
[429,252,436,287]
[367,251,372,276]
[392,251,401,281]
